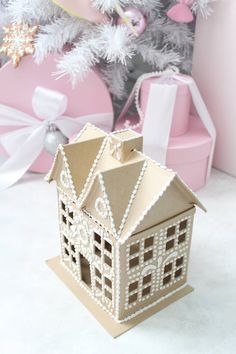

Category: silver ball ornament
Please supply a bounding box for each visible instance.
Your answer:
[44,124,68,155]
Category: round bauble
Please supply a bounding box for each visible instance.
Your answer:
[44,124,68,155]
[117,7,147,36]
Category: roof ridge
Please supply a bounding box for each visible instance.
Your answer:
[174,174,207,212]
[135,150,175,174]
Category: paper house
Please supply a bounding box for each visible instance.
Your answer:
[46,123,205,324]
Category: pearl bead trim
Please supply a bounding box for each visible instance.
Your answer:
[117,160,148,238]
[122,174,176,243]
[97,172,118,238]
[123,68,179,130]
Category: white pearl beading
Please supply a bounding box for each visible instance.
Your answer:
[117,160,148,238]
[123,67,179,130]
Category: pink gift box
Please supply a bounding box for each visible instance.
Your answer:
[167,115,212,191]
[0,54,113,173]
[115,73,216,191]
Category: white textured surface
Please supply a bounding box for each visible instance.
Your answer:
[0,169,236,354]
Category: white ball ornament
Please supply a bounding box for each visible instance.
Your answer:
[44,124,68,155]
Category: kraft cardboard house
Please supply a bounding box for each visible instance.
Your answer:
[46,123,205,328]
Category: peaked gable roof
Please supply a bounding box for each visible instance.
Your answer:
[47,123,206,243]
[82,160,147,236]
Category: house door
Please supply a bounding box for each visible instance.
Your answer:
[79,253,91,288]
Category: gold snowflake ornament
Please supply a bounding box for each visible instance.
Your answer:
[0,22,38,67]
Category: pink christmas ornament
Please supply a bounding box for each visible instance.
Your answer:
[117,7,147,36]
[167,0,194,23]
[51,0,109,23]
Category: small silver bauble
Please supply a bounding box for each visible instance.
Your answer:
[44,124,68,155]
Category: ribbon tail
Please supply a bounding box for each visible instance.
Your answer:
[0,126,40,156]
[188,81,216,179]
[142,82,178,165]
[0,104,39,126]
[0,126,46,191]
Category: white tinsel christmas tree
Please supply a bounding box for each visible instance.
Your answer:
[0,0,214,98]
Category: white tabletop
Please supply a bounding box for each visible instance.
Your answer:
[0,168,236,354]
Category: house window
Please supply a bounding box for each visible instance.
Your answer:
[80,253,91,288]
[129,256,139,269]
[64,236,69,245]
[71,244,75,253]
[163,274,171,285]
[144,250,153,262]
[178,233,186,244]
[105,240,112,253]
[69,210,74,219]
[143,235,155,264]
[176,256,184,267]
[166,239,174,251]
[105,277,112,288]
[162,255,185,288]
[104,255,112,267]
[144,237,154,248]
[94,232,101,244]
[130,242,140,255]
[164,262,172,273]
[175,268,182,278]
[127,271,153,307]
[96,280,102,290]
[141,272,152,299]
[61,201,66,211]
[94,268,113,302]
[94,246,101,257]
[179,219,187,231]
[143,274,152,285]
[142,286,151,297]
[128,279,139,305]
[95,268,101,278]
[93,230,113,273]
[60,197,76,231]
[129,293,138,304]
[105,289,112,300]
[167,226,176,237]
[129,281,138,292]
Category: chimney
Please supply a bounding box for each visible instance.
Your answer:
[109,130,143,162]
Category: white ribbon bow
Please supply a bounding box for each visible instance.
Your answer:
[0,86,113,190]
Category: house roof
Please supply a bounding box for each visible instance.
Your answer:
[46,123,206,243]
